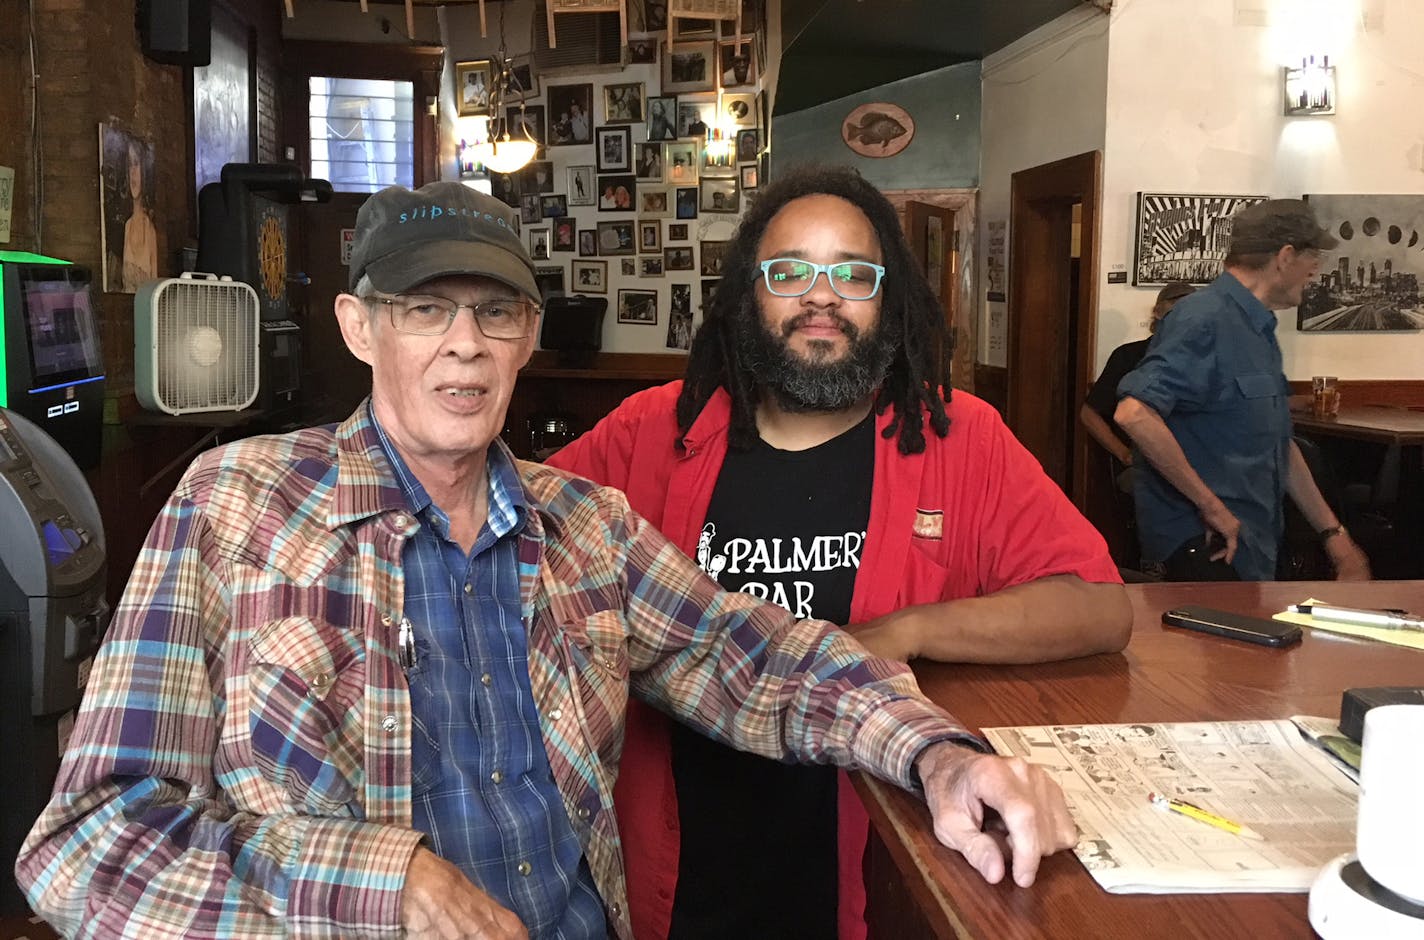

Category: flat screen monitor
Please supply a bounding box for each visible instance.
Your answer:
[17,269,104,390]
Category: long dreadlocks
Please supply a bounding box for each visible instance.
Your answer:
[676,164,953,454]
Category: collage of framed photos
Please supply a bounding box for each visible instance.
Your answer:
[465,15,766,351]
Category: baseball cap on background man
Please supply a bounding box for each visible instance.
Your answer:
[1227,198,1340,256]
[347,181,540,300]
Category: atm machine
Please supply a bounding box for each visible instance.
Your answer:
[0,407,108,914]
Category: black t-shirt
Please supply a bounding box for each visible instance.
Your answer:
[668,412,875,940]
[1084,338,1151,446]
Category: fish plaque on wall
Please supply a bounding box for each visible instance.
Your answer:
[842,103,913,158]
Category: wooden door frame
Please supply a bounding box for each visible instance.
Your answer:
[1006,150,1102,508]
[884,188,977,393]
[281,40,445,190]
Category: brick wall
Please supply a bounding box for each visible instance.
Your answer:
[1,0,288,604]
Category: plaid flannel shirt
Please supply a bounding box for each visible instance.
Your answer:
[17,403,974,939]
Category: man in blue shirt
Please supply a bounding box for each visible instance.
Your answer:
[1115,199,1371,582]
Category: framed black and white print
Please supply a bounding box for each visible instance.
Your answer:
[596,125,633,172]
[546,83,595,146]
[618,288,659,324]
[699,177,739,213]
[662,41,715,95]
[647,95,679,142]
[1297,193,1424,331]
[1133,192,1269,286]
[571,258,608,294]
[567,165,596,207]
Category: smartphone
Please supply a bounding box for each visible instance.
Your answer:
[1162,605,1303,647]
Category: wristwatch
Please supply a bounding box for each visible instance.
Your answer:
[1318,524,1346,542]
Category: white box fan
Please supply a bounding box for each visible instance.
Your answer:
[135,273,260,415]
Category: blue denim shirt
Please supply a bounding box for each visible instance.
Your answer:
[1118,272,1292,580]
[372,409,606,939]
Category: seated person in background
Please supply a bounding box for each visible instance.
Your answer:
[16,181,1078,939]
[548,164,1130,940]
[1115,199,1371,583]
[1081,281,1195,484]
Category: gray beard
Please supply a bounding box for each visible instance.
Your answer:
[738,307,895,412]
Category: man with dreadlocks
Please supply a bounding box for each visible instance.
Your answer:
[547,165,1130,939]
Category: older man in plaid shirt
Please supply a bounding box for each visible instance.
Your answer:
[17,182,1075,939]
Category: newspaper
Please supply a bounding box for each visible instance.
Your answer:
[983,719,1359,894]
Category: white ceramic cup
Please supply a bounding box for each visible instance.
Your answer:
[1356,703,1424,903]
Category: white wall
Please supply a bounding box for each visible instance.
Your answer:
[1096,0,1424,380]
[977,6,1111,366]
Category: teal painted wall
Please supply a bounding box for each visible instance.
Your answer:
[771,61,981,189]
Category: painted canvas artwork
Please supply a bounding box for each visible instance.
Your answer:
[1132,192,1267,286]
[1298,193,1424,331]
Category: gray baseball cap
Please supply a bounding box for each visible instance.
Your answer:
[1228,199,1339,255]
[347,181,540,300]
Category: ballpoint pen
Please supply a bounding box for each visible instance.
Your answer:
[1286,603,1424,632]
[1149,792,1263,840]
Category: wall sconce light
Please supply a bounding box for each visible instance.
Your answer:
[1284,55,1336,116]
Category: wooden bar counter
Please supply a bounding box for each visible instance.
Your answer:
[857,580,1424,939]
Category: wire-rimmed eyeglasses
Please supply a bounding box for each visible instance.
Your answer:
[364,293,540,339]
[757,258,886,300]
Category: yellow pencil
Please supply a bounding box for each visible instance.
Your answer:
[1149,792,1264,840]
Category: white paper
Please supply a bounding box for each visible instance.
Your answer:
[983,719,1359,894]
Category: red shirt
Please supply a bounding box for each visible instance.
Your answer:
[548,382,1120,939]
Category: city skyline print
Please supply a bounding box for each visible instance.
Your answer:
[1298,193,1424,332]
[1132,192,1268,286]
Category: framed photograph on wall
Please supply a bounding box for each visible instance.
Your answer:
[604,82,646,124]
[520,194,542,224]
[528,227,551,261]
[663,41,716,95]
[640,256,665,277]
[507,54,539,98]
[598,220,637,255]
[535,265,565,302]
[736,128,759,163]
[1297,193,1424,332]
[675,186,699,219]
[596,125,633,172]
[647,95,679,141]
[541,194,568,218]
[552,217,577,252]
[664,245,695,271]
[640,187,672,217]
[739,164,758,190]
[700,239,729,276]
[718,38,757,87]
[1133,191,1268,286]
[635,142,665,181]
[700,177,739,213]
[666,142,699,185]
[578,229,598,257]
[667,282,694,350]
[668,223,690,242]
[627,34,659,65]
[677,98,717,139]
[546,83,594,145]
[598,174,637,210]
[639,219,662,253]
[618,288,659,324]
[567,165,596,206]
[455,59,494,117]
[722,92,756,127]
[572,258,608,293]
